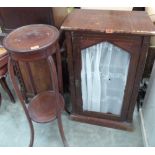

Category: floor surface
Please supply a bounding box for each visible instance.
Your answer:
[0,76,143,147]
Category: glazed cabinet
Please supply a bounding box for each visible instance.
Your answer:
[61,9,155,130]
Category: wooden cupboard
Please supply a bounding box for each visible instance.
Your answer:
[61,9,155,130]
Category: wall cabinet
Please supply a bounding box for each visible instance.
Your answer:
[61,9,155,130]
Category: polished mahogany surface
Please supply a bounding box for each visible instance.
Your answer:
[28,91,64,123]
[61,9,155,35]
[3,24,63,100]
[0,47,15,105]
[5,24,67,146]
[61,9,155,130]
[3,24,59,53]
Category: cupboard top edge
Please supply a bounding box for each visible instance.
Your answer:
[61,9,155,36]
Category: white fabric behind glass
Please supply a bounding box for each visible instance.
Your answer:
[81,42,130,115]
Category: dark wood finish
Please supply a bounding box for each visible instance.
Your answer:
[3,24,63,102]
[0,7,68,101]
[127,36,150,121]
[61,9,155,35]
[0,7,54,32]
[61,9,155,130]
[8,57,34,147]
[4,24,68,147]
[28,91,64,123]
[70,114,133,131]
[0,48,15,104]
[0,77,15,103]
[143,47,155,77]
[72,33,141,122]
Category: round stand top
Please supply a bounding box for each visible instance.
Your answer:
[3,24,59,53]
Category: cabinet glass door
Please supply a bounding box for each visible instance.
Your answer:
[81,41,130,115]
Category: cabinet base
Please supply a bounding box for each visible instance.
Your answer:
[70,114,133,131]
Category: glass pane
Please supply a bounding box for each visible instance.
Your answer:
[81,42,130,115]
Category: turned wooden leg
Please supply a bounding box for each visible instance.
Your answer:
[28,120,34,147]
[57,113,68,147]
[0,76,15,103]
[8,58,34,147]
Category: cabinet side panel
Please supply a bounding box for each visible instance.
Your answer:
[65,31,76,113]
[127,36,150,121]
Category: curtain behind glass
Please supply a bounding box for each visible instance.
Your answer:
[81,42,130,115]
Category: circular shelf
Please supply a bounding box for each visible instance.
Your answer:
[28,91,64,123]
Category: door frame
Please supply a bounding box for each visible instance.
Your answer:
[71,32,142,121]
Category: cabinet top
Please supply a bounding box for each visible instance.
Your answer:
[61,9,155,35]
